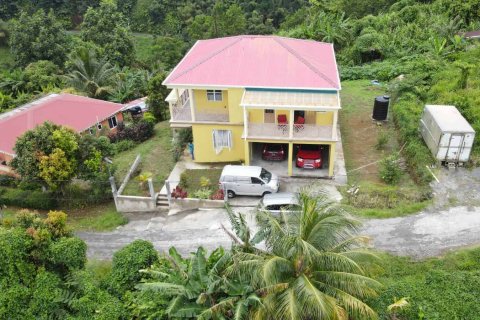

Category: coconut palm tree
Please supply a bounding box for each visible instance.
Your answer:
[64,48,114,99]
[230,192,381,320]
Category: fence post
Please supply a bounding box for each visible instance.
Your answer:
[148,178,155,200]
[109,176,118,208]
[165,180,172,206]
[223,184,228,203]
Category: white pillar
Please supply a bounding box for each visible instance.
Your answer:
[188,89,196,122]
[243,106,248,138]
[332,110,338,140]
[289,109,294,139]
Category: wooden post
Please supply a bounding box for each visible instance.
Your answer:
[288,142,293,176]
[188,89,196,122]
[289,109,294,139]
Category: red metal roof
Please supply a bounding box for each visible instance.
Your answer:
[0,93,123,156]
[163,35,340,90]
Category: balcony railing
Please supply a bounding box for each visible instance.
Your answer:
[195,107,229,122]
[171,99,192,122]
[247,123,334,141]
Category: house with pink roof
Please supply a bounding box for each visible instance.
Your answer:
[163,35,341,177]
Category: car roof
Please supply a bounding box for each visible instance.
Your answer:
[221,165,262,177]
[262,192,299,206]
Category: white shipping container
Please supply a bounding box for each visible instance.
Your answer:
[420,105,475,165]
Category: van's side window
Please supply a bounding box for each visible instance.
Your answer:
[251,177,263,184]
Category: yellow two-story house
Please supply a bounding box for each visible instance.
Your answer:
[163,35,341,178]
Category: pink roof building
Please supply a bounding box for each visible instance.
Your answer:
[163,35,340,90]
[0,94,124,158]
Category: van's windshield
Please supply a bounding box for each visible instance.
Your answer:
[260,168,272,182]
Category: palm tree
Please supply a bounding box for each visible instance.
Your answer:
[136,246,260,319]
[230,192,381,320]
[64,48,114,99]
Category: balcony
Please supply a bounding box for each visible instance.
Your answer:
[246,123,334,141]
[171,100,229,123]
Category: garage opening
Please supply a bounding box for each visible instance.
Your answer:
[292,143,330,177]
[250,142,289,176]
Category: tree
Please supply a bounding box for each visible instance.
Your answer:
[11,122,112,192]
[146,71,170,121]
[64,47,115,99]
[80,1,135,67]
[9,9,69,67]
[231,192,380,319]
[24,60,62,93]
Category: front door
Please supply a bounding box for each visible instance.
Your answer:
[264,109,274,123]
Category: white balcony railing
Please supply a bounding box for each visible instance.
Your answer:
[195,107,229,122]
[247,123,333,141]
[171,99,192,122]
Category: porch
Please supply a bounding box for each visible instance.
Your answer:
[247,123,334,141]
[167,89,229,124]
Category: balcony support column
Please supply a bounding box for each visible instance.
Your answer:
[244,141,250,165]
[328,142,335,177]
[332,110,338,140]
[188,89,196,122]
[288,142,293,176]
[289,109,294,139]
[243,106,248,137]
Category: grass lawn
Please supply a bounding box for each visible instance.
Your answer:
[113,121,175,196]
[178,168,223,197]
[340,80,431,217]
[369,247,480,319]
[1,203,127,231]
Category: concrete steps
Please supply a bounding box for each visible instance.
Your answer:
[156,194,169,208]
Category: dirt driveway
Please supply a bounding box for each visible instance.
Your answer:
[362,167,480,259]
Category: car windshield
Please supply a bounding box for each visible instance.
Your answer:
[267,144,282,151]
[300,144,319,151]
[260,168,272,182]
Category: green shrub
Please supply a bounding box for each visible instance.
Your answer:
[49,237,87,271]
[375,129,389,150]
[109,240,159,295]
[179,171,188,189]
[192,188,213,199]
[109,120,154,143]
[199,176,211,188]
[0,175,18,187]
[0,187,57,210]
[379,153,403,184]
[113,140,136,153]
[142,111,156,124]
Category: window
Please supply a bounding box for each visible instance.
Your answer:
[251,177,263,184]
[108,115,118,129]
[89,128,94,135]
[207,90,222,101]
[97,123,102,130]
[212,129,232,154]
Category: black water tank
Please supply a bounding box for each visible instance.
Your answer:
[372,95,390,121]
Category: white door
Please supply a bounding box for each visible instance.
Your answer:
[446,134,464,161]
[250,177,265,196]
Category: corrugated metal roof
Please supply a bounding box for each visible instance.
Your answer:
[241,89,340,109]
[163,35,340,90]
[425,105,475,133]
[0,94,124,156]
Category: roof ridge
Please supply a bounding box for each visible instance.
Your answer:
[273,37,338,88]
[169,37,244,82]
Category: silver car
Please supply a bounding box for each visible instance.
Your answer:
[258,192,301,214]
[219,165,279,198]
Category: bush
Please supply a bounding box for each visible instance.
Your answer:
[49,237,87,271]
[109,240,159,295]
[113,140,136,154]
[0,175,18,187]
[210,189,224,200]
[375,129,389,150]
[192,188,212,199]
[109,120,154,143]
[0,187,57,210]
[379,153,403,185]
[171,186,187,199]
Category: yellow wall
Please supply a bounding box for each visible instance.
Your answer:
[316,111,334,125]
[193,89,229,113]
[192,124,245,163]
[227,88,244,123]
[248,109,264,123]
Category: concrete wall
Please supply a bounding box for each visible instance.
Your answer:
[115,195,156,212]
[170,198,224,211]
[193,89,229,112]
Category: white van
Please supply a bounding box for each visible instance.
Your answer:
[219,165,279,198]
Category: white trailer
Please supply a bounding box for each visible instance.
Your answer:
[420,105,475,166]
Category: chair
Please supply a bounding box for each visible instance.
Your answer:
[277,114,288,134]
[294,116,305,133]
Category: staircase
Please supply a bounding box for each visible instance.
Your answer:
[156,193,170,208]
